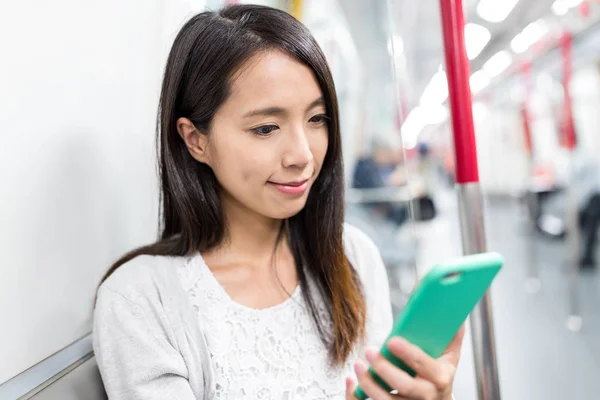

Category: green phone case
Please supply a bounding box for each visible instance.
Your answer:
[354,252,503,399]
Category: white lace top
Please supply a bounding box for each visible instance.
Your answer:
[177,225,394,399]
[94,224,393,399]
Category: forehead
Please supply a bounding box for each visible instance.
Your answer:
[228,50,324,110]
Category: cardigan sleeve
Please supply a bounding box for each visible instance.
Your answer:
[93,285,198,400]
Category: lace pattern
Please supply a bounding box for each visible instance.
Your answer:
[178,255,356,400]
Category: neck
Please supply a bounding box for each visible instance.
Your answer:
[218,195,285,262]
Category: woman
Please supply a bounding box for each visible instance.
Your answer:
[93,5,464,399]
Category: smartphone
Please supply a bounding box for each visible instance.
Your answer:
[355,252,503,399]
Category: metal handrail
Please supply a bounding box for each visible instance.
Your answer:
[0,334,93,399]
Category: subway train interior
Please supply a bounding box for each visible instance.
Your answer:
[2,0,600,399]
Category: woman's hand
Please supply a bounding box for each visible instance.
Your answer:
[346,326,465,400]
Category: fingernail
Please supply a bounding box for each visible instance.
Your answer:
[365,348,378,363]
[388,337,406,352]
[345,377,354,390]
[354,361,367,375]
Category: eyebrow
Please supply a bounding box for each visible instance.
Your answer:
[242,97,326,118]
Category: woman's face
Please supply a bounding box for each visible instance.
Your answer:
[179,50,329,221]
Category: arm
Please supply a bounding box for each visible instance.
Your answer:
[93,287,197,400]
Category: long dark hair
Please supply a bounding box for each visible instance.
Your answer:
[100,4,366,366]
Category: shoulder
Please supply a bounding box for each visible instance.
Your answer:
[94,254,193,351]
[98,254,183,305]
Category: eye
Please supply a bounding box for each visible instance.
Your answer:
[252,125,279,136]
[309,114,329,125]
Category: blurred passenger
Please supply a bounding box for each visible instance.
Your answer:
[442,149,456,186]
[414,143,437,221]
[352,137,408,226]
[92,5,463,400]
[580,193,600,268]
[352,141,438,224]
[574,154,600,269]
[542,150,600,269]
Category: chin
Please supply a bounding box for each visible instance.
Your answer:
[266,201,307,220]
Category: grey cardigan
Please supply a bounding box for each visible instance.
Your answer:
[93,224,393,399]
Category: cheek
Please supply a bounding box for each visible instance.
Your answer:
[211,140,270,186]
[241,168,253,183]
[312,130,329,168]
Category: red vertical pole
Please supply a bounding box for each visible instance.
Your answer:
[439,1,502,399]
[440,2,478,184]
[521,107,533,155]
[520,61,534,156]
[561,33,577,150]
[578,0,591,18]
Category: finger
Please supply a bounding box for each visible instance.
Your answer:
[441,325,466,366]
[387,337,452,390]
[354,360,394,400]
[365,348,437,399]
[345,377,356,400]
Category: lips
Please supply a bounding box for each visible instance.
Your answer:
[277,180,308,187]
[268,179,310,195]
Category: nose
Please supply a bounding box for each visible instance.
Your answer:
[282,126,313,169]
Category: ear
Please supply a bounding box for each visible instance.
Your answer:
[176,117,210,164]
